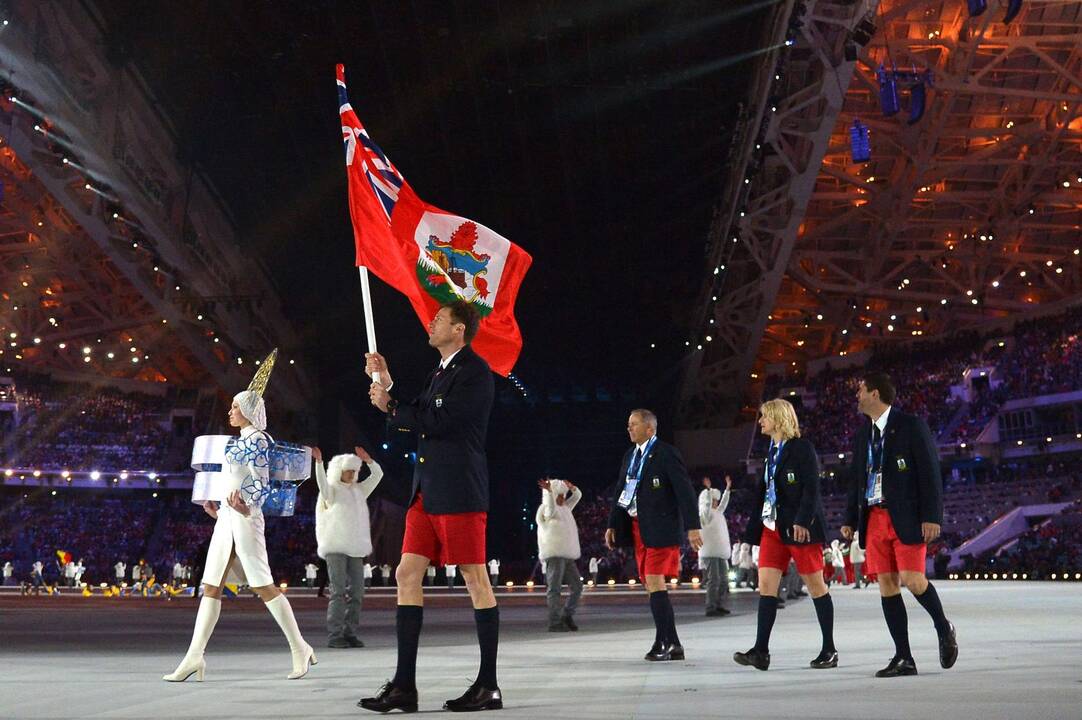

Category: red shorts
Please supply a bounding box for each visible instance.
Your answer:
[631,519,680,579]
[401,494,487,566]
[758,525,824,575]
[864,506,927,574]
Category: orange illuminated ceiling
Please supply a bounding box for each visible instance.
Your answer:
[761,0,1081,372]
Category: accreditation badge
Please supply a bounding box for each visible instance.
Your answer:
[786,471,797,484]
[617,476,639,508]
[868,472,884,505]
[896,457,907,471]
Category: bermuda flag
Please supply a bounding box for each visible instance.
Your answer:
[337,64,532,376]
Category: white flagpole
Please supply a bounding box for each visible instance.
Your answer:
[358,266,381,385]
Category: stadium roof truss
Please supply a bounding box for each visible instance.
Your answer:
[680,0,1082,428]
[0,1,315,413]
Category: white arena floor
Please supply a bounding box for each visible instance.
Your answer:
[0,581,1079,719]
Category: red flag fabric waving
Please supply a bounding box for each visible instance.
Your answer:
[337,64,532,376]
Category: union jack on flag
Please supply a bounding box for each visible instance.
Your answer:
[339,73,403,221]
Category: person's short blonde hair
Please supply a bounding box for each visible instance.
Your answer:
[759,398,801,440]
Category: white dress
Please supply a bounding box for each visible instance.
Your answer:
[201,425,275,588]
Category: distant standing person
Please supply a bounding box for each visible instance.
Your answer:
[848,542,862,586]
[314,445,384,649]
[536,478,584,632]
[698,474,733,617]
[488,558,500,587]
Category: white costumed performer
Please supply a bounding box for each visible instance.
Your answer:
[164,351,315,682]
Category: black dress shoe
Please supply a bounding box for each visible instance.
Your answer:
[562,615,579,631]
[346,635,366,648]
[644,641,667,661]
[328,636,350,648]
[810,650,838,669]
[939,622,958,669]
[733,647,770,671]
[547,623,570,632]
[875,656,918,678]
[705,607,732,617]
[358,681,418,713]
[443,683,503,712]
[644,641,679,661]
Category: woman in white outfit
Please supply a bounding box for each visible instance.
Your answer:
[163,389,315,682]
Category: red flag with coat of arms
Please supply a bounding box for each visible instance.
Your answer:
[337,64,532,376]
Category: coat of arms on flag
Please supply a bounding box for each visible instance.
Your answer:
[337,64,531,376]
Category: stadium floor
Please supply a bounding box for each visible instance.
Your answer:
[0,581,1078,719]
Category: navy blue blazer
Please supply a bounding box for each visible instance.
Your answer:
[743,437,827,546]
[844,408,943,546]
[607,439,700,549]
[389,344,494,515]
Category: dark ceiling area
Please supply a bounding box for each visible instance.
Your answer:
[91,0,775,428]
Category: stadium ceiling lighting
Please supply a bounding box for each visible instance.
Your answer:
[58,342,65,349]
[992,280,999,288]
[90,471,100,480]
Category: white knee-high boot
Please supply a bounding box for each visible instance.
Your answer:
[266,594,316,679]
[163,596,221,681]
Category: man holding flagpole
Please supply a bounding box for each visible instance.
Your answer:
[338,62,530,713]
[360,300,500,713]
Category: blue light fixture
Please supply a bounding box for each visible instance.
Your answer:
[849,120,871,163]
[877,66,900,117]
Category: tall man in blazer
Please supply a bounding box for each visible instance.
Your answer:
[842,372,958,678]
[362,301,502,713]
[605,409,702,662]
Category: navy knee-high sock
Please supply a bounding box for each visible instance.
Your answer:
[649,590,678,645]
[881,593,912,661]
[753,595,779,652]
[813,593,836,653]
[392,605,423,691]
[473,607,499,688]
[913,582,950,636]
